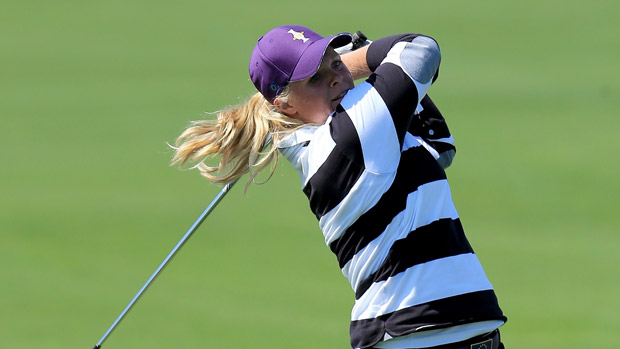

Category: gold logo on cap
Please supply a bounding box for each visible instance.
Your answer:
[288,29,309,43]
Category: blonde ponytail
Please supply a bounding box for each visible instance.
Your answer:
[171,91,305,191]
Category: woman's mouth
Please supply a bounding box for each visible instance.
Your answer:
[333,90,348,102]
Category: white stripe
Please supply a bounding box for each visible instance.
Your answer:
[320,170,394,246]
[276,124,319,148]
[417,137,440,159]
[351,253,493,321]
[413,80,432,104]
[382,42,408,68]
[277,122,337,189]
[403,133,440,159]
[298,122,336,187]
[341,82,401,174]
[430,135,455,145]
[342,179,457,290]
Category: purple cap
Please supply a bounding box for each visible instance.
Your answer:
[249,25,352,103]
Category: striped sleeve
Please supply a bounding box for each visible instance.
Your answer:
[363,34,441,150]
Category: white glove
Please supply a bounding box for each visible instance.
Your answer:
[335,31,371,55]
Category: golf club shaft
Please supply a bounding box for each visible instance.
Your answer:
[93,179,238,349]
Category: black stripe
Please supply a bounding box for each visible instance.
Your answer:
[303,106,365,219]
[366,34,421,71]
[367,64,418,146]
[349,290,507,349]
[355,218,472,299]
[330,145,446,268]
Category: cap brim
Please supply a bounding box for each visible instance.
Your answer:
[289,33,352,83]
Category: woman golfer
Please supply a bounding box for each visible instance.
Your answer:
[172,25,506,349]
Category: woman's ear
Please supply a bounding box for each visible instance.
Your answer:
[274,97,297,116]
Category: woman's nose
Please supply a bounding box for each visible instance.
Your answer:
[330,71,342,87]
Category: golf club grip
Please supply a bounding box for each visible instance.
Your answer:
[351,31,368,50]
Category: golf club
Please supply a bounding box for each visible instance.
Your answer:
[93,179,238,349]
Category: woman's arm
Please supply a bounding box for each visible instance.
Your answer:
[341,45,371,80]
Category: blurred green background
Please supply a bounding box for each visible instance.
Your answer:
[2,0,619,348]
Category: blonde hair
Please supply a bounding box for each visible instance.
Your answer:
[170,89,305,191]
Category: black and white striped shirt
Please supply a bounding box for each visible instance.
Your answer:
[278,34,505,349]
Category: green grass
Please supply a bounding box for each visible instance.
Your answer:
[1,0,619,347]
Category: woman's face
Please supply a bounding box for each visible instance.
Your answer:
[277,47,354,124]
